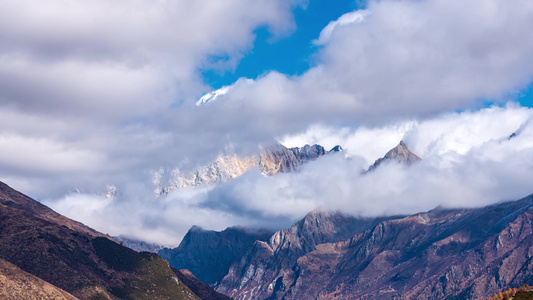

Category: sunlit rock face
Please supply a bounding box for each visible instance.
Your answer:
[154,144,342,196]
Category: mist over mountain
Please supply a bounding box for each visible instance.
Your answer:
[152,143,342,196]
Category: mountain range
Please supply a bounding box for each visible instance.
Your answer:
[164,193,533,299]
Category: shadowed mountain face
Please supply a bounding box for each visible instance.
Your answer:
[367,141,421,172]
[213,195,533,299]
[159,226,274,286]
[0,181,202,300]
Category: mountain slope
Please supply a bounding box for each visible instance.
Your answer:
[214,194,533,299]
[0,258,78,300]
[0,181,200,300]
[0,181,106,238]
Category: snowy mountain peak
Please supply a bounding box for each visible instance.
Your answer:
[195,85,231,106]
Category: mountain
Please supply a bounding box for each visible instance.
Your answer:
[367,141,421,172]
[0,181,206,299]
[159,226,274,286]
[212,194,533,299]
[489,285,533,300]
[154,144,342,196]
[215,210,396,299]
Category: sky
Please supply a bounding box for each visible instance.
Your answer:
[1,0,533,245]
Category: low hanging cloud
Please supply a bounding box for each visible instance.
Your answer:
[45,106,533,246]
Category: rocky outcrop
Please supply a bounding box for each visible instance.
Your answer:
[367,141,421,172]
[0,181,202,300]
[159,226,274,286]
[214,195,533,299]
[155,144,342,196]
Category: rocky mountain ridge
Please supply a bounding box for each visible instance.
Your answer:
[210,195,533,299]
[154,143,342,196]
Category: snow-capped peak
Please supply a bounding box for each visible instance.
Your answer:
[196,78,255,107]
[196,85,231,106]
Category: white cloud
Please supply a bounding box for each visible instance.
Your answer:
[314,10,369,45]
[0,0,301,197]
[214,0,533,129]
[0,134,103,175]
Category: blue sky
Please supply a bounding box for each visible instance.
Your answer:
[202,0,361,89]
[517,83,533,107]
